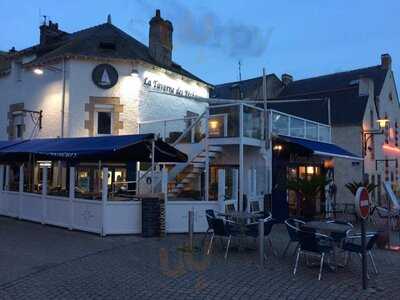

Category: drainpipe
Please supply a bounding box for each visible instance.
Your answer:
[60,58,66,138]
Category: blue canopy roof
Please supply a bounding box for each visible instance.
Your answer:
[277,135,362,160]
[0,134,188,163]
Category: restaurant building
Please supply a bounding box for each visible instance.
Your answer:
[0,10,360,233]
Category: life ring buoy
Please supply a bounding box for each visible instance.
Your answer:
[146,177,152,185]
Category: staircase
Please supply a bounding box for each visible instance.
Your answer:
[168,145,222,197]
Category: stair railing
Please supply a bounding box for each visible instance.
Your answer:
[137,108,209,194]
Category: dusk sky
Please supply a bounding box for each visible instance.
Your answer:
[1,0,399,85]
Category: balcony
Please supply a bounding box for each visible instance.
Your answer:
[269,109,331,143]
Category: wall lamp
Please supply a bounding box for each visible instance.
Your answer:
[130,68,139,77]
[362,118,390,155]
[33,65,62,75]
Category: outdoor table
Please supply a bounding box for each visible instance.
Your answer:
[217,211,260,252]
[302,221,352,235]
[302,220,353,270]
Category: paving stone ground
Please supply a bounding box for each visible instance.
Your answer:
[0,216,399,299]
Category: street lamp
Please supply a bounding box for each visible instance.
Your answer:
[362,118,390,155]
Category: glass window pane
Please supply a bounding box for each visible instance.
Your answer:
[290,118,305,138]
[97,112,111,135]
[306,122,318,140]
[209,115,225,137]
[272,112,289,136]
[319,126,331,143]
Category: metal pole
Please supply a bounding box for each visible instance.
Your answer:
[205,109,210,201]
[151,140,155,194]
[61,58,66,138]
[188,209,194,251]
[259,218,265,267]
[361,219,367,289]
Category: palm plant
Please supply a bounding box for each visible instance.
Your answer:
[345,181,377,195]
[287,175,331,219]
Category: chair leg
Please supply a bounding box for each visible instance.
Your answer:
[207,233,214,255]
[268,237,277,257]
[368,251,378,274]
[293,248,301,276]
[202,228,210,246]
[224,235,232,260]
[318,253,325,281]
[282,240,292,257]
[292,243,300,256]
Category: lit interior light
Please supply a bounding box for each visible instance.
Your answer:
[33,68,44,75]
[37,160,51,168]
[130,69,139,77]
[377,118,389,129]
[306,166,315,174]
[209,120,219,130]
[273,145,283,151]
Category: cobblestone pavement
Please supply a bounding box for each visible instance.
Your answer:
[0,216,399,299]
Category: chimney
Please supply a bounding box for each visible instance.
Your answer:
[381,53,392,70]
[281,73,293,86]
[40,20,65,46]
[149,9,173,66]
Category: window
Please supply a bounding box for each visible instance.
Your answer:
[13,113,24,139]
[96,111,112,135]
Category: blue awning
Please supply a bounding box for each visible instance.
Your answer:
[0,134,188,163]
[277,135,362,160]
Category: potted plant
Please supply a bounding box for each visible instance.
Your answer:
[287,175,331,220]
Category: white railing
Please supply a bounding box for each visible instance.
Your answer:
[269,109,331,143]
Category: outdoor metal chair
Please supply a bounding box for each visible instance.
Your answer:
[250,200,261,213]
[245,213,277,257]
[293,228,334,281]
[225,203,236,213]
[341,232,379,275]
[202,209,216,245]
[283,218,306,257]
[206,217,240,260]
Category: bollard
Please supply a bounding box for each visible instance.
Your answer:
[259,218,265,267]
[188,210,194,251]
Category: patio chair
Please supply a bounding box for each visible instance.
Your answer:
[225,203,236,213]
[293,228,334,281]
[341,232,379,275]
[245,213,277,257]
[206,218,240,260]
[202,209,216,245]
[250,200,261,213]
[282,218,306,257]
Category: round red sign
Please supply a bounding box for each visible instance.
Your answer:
[355,187,370,219]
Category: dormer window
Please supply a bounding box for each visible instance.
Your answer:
[349,79,359,86]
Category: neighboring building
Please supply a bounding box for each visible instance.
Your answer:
[0,10,210,141]
[213,54,400,207]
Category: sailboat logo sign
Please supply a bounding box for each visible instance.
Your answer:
[92,64,118,89]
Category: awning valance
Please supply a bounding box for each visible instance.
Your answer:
[0,134,188,163]
[277,135,362,160]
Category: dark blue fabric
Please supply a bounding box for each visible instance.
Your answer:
[278,135,361,160]
[0,134,187,163]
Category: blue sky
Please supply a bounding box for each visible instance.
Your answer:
[0,0,399,85]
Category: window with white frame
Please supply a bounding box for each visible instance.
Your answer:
[94,105,113,135]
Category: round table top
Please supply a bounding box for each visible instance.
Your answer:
[303,221,352,234]
[218,211,259,220]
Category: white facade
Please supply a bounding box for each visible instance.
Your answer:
[0,58,209,140]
